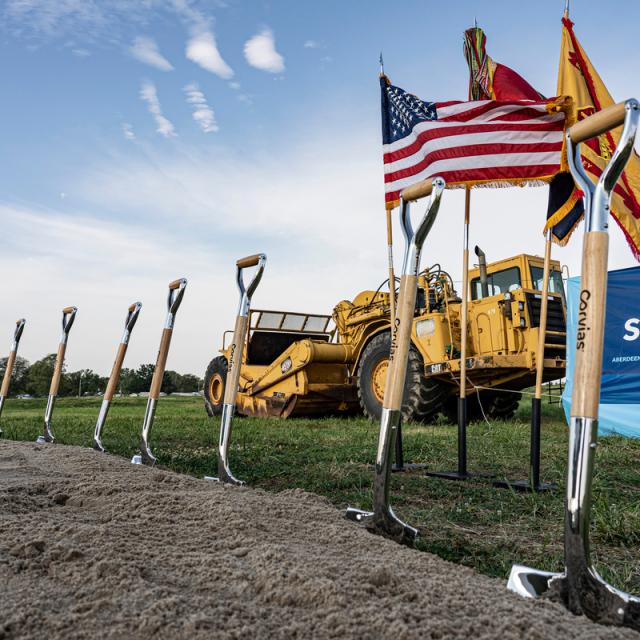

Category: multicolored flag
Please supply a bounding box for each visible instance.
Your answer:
[463,26,584,246]
[551,16,640,260]
[381,76,569,210]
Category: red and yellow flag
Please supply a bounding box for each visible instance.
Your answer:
[463,26,583,245]
[547,17,640,259]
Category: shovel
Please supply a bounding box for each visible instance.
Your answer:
[93,302,142,452]
[0,318,26,435]
[132,279,187,466]
[205,253,266,485]
[37,307,77,444]
[346,177,445,544]
[508,99,640,630]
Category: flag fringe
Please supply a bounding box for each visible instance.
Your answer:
[544,187,584,232]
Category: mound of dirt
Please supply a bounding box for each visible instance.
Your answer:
[0,440,633,639]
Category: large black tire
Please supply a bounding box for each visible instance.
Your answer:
[357,332,449,424]
[203,356,227,417]
[481,390,522,421]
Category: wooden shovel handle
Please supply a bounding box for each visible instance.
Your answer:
[571,232,609,418]
[401,179,434,203]
[104,342,128,401]
[0,350,17,396]
[168,279,184,290]
[49,343,67,396]
[62,306,75,314]
[570,102,626,144]
[223,315,248,404]
[236,254,261,269]
[149,328,172,399]
[385,275,418,410]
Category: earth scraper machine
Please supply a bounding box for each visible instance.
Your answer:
[203,254,567,425]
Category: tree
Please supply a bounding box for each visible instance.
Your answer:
[62,369,108,396]
[25,354,59,397]
[0,355,30,396]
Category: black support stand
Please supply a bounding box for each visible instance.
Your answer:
[391,420,426,473]
[493,397,556,492]
[426,397,493,480]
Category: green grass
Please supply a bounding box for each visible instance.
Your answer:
[3,395,640,592]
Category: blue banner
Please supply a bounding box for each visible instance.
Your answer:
[563,266,640,437]
[601,267,640,404]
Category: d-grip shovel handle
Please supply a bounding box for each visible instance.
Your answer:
[1,319,25,397]
[567,99,639,418]
[167,278,187,318]
[236,253,267,305]
[224,253,267,405]
[400,178,434,202]
[236,254,262,269]
[61,306,77,337]
[13,318,26,348]
[386,177,445,412]
[103,302,142,402]
[49,307,77,396]
[125,301,142,333]
[570,101,626,144]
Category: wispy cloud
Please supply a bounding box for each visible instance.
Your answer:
[185,30,233,79]
[5,0,107,37]
[71,47,91,57]
[244,28,285,73]
[183,83,218,133]
[122,122,136,140]
[139,82,176,138]
[130,35,174,71]
[303,40,318,49]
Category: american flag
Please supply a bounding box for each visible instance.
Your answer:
[381,77,568,208]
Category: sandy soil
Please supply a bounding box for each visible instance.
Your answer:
[0,440,635,639]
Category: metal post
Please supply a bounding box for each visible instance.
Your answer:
[427,188,491,480]
[494,231,557,492]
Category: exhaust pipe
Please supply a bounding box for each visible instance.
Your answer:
[474,245,489,298]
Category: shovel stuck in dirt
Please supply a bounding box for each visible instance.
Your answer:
[205,253,266,485]
[508,100,640,631]
[132,279,187,466]
[93,302,142,453]
[0,318,26,436]
[346,177,445,545]
[37,307,77,444]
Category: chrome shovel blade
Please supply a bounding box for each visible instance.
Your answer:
[507,565,562,598]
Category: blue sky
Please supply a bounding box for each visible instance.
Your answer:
[1,0,639,376]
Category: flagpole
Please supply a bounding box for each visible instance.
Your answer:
[386,208,397,324]
[530,230,555,489]
[379,53,396,324]
[494,227,557,492]
[458,187,471,473]
[428,186,481,481]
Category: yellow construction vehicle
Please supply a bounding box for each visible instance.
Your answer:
[204,249,566,423]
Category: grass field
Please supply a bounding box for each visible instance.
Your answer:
[2,395,640,593]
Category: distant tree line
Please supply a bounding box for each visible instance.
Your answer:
[0,355,203,397]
